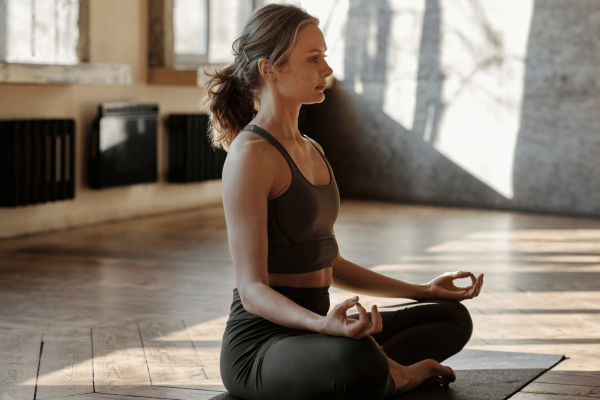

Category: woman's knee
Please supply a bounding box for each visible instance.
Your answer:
[437,299,473,345]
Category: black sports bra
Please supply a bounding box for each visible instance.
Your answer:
[243,124,340,274]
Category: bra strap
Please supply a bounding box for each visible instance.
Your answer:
[302,134,334,176]
[243,124,298,173]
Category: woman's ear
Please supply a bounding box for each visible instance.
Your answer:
[257,58,273,80]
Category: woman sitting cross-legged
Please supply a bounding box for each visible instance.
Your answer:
[202,3,484,399]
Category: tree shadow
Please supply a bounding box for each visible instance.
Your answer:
[314,0,508,210]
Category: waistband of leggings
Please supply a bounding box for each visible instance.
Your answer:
[233,285,330,299]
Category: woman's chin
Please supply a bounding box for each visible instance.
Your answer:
[304,92,326,104]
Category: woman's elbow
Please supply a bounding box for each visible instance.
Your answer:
[237,282,261,315]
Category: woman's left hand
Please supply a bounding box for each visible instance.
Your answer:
[426,271,483,302]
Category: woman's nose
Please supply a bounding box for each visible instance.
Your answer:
[322,61,333,77]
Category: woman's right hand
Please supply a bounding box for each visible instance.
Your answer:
[319,296,382,339]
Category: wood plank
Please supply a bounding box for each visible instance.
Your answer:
[138,321,201,367]
[183,316,227,391]
[149,366,206,386]
[0,331,42,400]
[102,385,224,399]
[534,371,600,386]
[521,382,595,397]
[511,393,593,400]
[92,324,151,392]
[138,320,206,387]
[42,394,168,400]
[37,329,94,399]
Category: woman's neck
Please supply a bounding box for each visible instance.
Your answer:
[251,89,303,142]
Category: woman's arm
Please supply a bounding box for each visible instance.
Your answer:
[331,253,483,301]
[222,137,326,332]
[331,253,432,300]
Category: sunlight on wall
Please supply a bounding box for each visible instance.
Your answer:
[382,1,426,130]
[266,0,349,81]
[434,0,534,199]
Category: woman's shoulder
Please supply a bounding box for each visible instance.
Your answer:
[228,129,277,159]
[224,130,280,178]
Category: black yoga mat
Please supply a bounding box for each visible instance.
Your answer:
[208,349,565,400]
[397,349,565,400]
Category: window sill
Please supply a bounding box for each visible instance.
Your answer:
[148,66,338,89]
[148,65,228,86]
[0,62,132,85]
[148,67,199,86]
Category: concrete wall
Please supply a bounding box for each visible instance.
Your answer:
[0,0,221,239]
[305,0,600,217]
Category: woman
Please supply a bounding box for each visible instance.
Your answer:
[203,4,484,400]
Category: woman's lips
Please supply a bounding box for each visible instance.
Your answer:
[315,85,326,90]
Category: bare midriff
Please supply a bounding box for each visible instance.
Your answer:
[268,267,333,288]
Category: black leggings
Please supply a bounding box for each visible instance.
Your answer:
[220,286,473,400]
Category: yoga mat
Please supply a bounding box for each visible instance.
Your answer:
[397,349,565,400]
[208,349,565,400]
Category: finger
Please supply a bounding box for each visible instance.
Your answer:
[348,303,371,336]
[469,276,482,297]
[362,305,382,336]
[467,282,479,299]
[372,304,382,333]
[336,296,359,315]
[453,271,477,290]
[356,302,370,322]
[475,275,483,296]
[476,275,484,296]
[452,271,476,281]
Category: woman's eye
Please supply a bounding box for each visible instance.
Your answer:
[312,55,327,63]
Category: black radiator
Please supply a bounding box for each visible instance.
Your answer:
[0,119,75,207]
[167,114,227,182]
[89,102,159,189]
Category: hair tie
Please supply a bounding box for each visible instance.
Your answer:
[241,46,250,63]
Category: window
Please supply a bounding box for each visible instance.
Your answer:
[173,0,253,67]
[148,0,258,85]
[0,0,81,64]
[0,0,130,85]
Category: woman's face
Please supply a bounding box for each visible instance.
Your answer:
[272,23,333,104]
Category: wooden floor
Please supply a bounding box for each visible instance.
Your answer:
[1,199,600,400]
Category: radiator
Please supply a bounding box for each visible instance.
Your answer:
[0,119,75,207]
[89,102,159,189]
[167,114,227,182]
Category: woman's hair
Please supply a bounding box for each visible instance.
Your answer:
[202,3,319,151]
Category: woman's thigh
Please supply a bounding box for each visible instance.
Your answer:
[256,333,394,400]
[348,299,473,365]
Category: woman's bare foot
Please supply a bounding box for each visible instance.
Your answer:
[387,357,456,395]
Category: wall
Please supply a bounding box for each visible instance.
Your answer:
[305,0,600,217]
[0,0,221,239]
